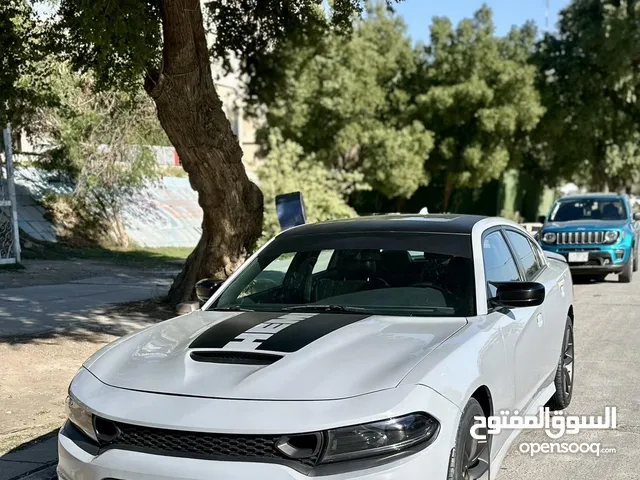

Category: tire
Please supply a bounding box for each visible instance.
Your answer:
[620,250,633,283]
[447,398,491,480]
[633,246,638,272]
[595,274,607,282]
[547,318,575,411]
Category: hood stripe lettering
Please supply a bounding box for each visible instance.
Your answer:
[222,313,316,351]
[189,311,370,353]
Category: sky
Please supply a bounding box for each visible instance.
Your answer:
[392,0,571,42]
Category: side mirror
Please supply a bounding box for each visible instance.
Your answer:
[490,282,545,308]
[633,212,640,221]
[537,215,546,224]
[195,278,224,303]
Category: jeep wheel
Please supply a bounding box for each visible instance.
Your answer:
[620,250,634,283]
[633,246,638,272]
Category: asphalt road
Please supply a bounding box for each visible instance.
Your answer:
[499,273,640,479]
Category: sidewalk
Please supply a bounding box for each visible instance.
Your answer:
[0,273,175,338]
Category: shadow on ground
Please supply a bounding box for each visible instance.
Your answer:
[0,428,59,480]
[0,298,176,346]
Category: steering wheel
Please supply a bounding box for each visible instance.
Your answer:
[366,277,390,289]
[409,282,454,298]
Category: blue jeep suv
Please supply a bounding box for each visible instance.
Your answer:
[537,193,640,282]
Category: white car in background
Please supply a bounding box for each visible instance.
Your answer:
[59,214,575,480]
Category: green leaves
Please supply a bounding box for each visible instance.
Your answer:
[257,3,431,202]
[532,0,640,190]
[258,130,366,243]
[413,6,543,206]
[0,0,54,127]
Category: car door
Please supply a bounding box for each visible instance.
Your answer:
[482,230,541,414]
[503,228,556,405]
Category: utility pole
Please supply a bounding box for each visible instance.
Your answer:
[545,0,550,32]
[2,123,21,263]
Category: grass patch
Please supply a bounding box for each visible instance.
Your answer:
[21,241,192,268]
[0,262,26,271]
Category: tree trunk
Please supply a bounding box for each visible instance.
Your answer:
[443,173,454,212]
[146,0,263,305]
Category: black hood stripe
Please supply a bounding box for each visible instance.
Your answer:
[189,311,370,353]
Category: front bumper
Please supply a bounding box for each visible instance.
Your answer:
[540,245,631,275]
[58,369,461,480]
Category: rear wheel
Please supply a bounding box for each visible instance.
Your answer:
[620,250,633,283]
[633,246,638,272]
[548,318,574,411]
[447,398,490,480]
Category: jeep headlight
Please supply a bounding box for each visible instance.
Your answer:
[66,394,97,442]
[604,231,619,244]
[320,413,439,463]
[542,232,557,244]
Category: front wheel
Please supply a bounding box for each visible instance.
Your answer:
[633,246,638,272]
[447,398,490,480]
[620,250,634,283]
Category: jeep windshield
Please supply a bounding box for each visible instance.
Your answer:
[209,232,475,317]
[549,198,627,222]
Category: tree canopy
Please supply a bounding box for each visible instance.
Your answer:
[411,6,544,209]
[532,0,640,191]
[256,4,433,201]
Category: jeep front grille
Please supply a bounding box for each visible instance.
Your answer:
[555,231,605,245]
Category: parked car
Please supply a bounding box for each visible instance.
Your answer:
[59,214,574,480]
[536,193,640,282]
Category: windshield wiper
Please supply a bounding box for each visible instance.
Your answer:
[210,305,255,312]
[283,304,372,314]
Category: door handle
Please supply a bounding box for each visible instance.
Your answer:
[536,313,544,327]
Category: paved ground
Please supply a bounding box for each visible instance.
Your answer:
[1,273,639,479]
[0,269,176,338]
[499,275,640,479]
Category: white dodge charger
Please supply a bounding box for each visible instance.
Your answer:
[58,214,575,480]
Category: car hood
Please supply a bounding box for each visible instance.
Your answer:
[544,219,628,230]
[84,310,467,401]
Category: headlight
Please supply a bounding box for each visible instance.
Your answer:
[604,231,619,243]
[66,394,97,442]
[320,413,439,463]
[542,232,557,244]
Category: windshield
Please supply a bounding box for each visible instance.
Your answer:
[549,198,627,222]
[209,232,475,317]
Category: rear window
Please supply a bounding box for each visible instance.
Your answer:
[211,232,476,317]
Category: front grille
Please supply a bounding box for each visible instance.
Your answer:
[556,231,605,245]
[101,421,319,467]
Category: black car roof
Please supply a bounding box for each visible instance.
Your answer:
[278,214,488,237]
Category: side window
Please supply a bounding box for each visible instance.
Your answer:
[505,230,541,280]
[483,231,521,298]
[312,250,334,274]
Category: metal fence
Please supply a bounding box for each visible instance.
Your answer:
[1,124,21,264]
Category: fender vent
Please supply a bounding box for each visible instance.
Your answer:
[190,351,282,365]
